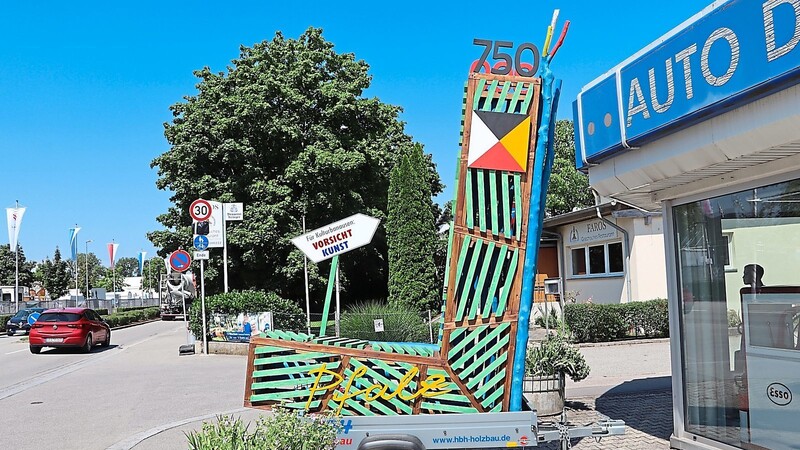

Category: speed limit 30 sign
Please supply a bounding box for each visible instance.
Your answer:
[189,199,212,222]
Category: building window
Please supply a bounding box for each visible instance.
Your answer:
[570,241,624,276]
[674,178,800,449]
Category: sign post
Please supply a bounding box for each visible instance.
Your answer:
[222,202,243,293]
[290,213,380,336]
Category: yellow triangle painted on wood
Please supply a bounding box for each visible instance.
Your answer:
[499,116,531,172]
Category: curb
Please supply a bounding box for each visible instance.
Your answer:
[577,337,671,348]
[110,318,164,331]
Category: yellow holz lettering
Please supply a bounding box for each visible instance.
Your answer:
[305,363,452,414]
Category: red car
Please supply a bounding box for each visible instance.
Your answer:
[29,308,111,354]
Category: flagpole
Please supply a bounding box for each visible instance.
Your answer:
[14,201,19,313]
[74,223,79,305]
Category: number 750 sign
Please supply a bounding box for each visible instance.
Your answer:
[472,39,540,77]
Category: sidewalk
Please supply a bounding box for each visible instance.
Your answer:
[538,337,674,449]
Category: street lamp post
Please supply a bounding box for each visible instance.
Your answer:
[85,239,93,306]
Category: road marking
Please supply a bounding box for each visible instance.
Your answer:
[105,407,251,450]
[4,348,27,355]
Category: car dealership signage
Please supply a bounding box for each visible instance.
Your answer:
[574,0,800,168]
[291,213,380,264]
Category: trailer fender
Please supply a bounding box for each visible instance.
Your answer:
[356,434,426,450]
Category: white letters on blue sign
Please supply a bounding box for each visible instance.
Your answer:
[764,0,800,62]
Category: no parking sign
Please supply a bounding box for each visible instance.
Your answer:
[169,250,192,272]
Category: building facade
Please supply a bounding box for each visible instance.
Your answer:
[573,1,800,448]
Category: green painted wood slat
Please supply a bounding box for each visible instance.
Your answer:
[456,239,483,322]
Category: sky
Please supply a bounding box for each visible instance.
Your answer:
[0,0,713,264]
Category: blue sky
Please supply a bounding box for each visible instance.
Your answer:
[1,0,709,264]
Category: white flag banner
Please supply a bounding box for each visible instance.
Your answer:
[6,207,25,250]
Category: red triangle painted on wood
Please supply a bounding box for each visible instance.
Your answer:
[469,141,525,172]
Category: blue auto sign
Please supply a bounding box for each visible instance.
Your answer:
[27,312,41,326]
[193,235,209,251]
[574,0,800,168]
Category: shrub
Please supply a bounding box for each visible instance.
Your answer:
[564,299,669,343]
[101,307,160,329]
[186,409,339,450]
[189,290,305,338]
[526,332,590,382]
[0,314,11,332]
[564,303,627,343]
[339,301,430,342]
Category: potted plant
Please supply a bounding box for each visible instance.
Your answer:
[524,331,590,416]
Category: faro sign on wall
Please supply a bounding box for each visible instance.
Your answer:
[574,0,800,167]
[291,213,380,264]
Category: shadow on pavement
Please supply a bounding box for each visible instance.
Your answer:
[37,344,120,355]
[594,377,673,442]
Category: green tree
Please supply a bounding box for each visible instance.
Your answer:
[115,257,139,277]
[0,244,36,286]
[546,120,594,216]
[40,247,71,299]
[149,27,441,305]
[142,256,167,294]
[386,145,439,311]
[69,253,103,298]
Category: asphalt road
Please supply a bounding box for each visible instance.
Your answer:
[0,321,249,450]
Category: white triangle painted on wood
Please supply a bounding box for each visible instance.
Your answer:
[467,111,500,167]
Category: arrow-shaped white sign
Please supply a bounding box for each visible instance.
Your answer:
[291,213,380,263]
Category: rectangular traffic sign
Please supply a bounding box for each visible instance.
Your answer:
[224,202,244,221]
[194,251,209,260]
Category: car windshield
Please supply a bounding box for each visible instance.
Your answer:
[12,310,29,319]
[37,313,82,322]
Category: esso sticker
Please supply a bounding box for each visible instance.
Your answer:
[767,382,792,406]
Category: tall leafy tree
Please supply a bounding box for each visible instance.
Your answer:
[142,256,167,294]
[115,257,139,277]
[38,247,71,299]
[546,120,594,216]
[68,253,103,298]
[386,145,439,311]
[0,244,36,286]
[149,28,441,305]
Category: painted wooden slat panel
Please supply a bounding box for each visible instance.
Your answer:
[254,345,290,354]
[465,170,474,228]
[421,402,479,414]
[509,81,525,113]
[452,236,471,303]
[496,249,519,316]
[474,369,508,400]
[466,353,507,390]
[450,324,508,370]
[252,361,339,378]
[250,389,314,402]
[473,78,487,111]
[479,376,507,408]
[482,243,508,318]
[501,174,511,236]
[494,81,512,113]
[476,170,486,232]
[514,174,522,238]
[456,239,483,322]
[254,351,333,366]
[488,170,499,235]
[518,81,534,114]
[447,325,487,360]
[461,334,509,376]
[251,375,334,390]
[469,241,496,320]
[483,80,500,110]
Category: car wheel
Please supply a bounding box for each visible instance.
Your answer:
[101,330,110,347]
[30,346,41,354]
[82,334,93,353]
[6,330,12,336]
